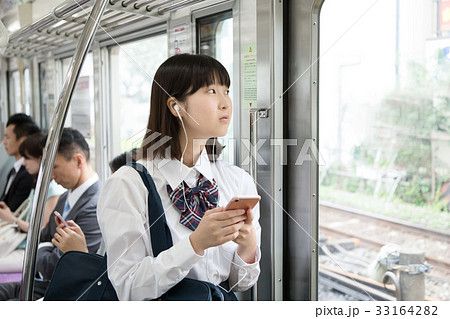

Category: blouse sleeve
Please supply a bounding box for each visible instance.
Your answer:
[97,167,203,300]
[227,168,262,291]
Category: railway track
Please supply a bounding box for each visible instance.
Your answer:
[321,201,450,243]
[319,201,450,300]
[319,201,450,273]
[318,264,439,301]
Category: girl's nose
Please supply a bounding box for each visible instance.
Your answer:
[219,95,231,109]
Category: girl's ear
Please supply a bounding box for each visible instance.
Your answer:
[167,97,181,118]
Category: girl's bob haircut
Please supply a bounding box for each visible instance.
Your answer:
[19,132,46,160]
[142,54,230,161]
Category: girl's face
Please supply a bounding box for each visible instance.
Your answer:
[23,156,41,175]
[180,82,232,140]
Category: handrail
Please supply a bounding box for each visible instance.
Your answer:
[19,0,109,301]
[8,0,93,44]
[4,0,210,58]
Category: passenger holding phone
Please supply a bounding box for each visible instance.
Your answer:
[51,149,137,254]
[97,54,261,301]
[52,218,88,253]
[0,128,101,301]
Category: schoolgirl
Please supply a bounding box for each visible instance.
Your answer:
[97,54,261,301]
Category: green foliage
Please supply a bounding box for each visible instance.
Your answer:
[325,49,450,211]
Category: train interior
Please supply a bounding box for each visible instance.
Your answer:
[0,0,449,301]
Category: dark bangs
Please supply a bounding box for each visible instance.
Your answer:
[19,132,46,159]
[161,54,230,102]
[184,55,230,97]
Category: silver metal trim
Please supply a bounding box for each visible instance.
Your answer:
[271,0,284,301]
[19,0,110,301]
[310,0,323,301]
[249,107,258,301]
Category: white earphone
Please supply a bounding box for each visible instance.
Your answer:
[173,103,180,114]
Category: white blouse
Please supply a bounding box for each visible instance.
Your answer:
[97,148,261,301]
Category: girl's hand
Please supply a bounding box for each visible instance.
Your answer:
[189,206,247,255]
[52,220,88,253]
[233,209,257,263]
[0,201,14,223]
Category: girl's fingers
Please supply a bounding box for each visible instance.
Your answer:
[204,206,225,216]
[216,209,246,221]
[222,220,244,237]
[246,209,254,223]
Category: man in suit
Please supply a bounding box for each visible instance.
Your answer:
[0,128,102,300]
[1,114,40,211]
[0,144,14,196]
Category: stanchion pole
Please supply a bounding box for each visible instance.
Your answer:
[20,0,109,301]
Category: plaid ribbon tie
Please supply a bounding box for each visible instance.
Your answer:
[167,174,219,231]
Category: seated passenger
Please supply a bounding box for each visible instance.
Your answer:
[0,128,102,300]
[0,133,65,273]
[97,54,261,301]
[1,114,40,211]
[0,144,14,196]
[52,149,137,254]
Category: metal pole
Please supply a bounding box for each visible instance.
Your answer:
[398,252,426,301]
[249,108,258,301]
[8,0,92,44]
[20,0,109,301]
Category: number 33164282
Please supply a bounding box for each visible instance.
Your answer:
[375,306,437,316]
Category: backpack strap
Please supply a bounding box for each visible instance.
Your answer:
[127,162,173,256]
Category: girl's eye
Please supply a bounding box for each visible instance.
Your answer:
[225,89,230,95]
[208,89,216,93]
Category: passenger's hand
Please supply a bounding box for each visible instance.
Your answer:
[233,209,257,264]
[0,201,14,223]
[52,220,88,253]
[189,206,247,255]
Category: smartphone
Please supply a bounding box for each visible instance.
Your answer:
[54,211,69,227]
[225,195,261,211]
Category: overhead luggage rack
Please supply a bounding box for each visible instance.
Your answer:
[3,0,205,58]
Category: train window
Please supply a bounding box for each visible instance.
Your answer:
[319,0,450,301]
[7,59,32,116]
[10,70,21,113]
[23,68,31,115]
[60,54,96,168]
[109,34,168,156]
[196,11,235,164]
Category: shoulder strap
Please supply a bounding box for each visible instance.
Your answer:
[127,162,173,256]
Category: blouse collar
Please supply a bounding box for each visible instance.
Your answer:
[156,147,215,190]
